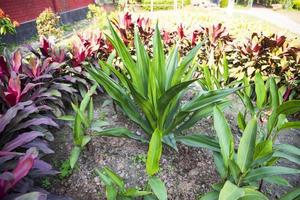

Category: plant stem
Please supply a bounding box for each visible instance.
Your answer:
[259,179,264,191]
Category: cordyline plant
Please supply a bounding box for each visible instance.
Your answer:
[0,101,58,199]
[0,49,76,114]
[28,36,66,63]
[111,12,154,48]
[87,22,238,176]
[230,32,300,99]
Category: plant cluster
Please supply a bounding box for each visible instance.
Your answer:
[0,8,19,36]
[86,4,118,30]
[86,19,300,199]
[36,8,62,38]
[96,166,167,200]
[1,11,300,200]
[0,8,19,52]
[230,33,300,99]
[197,75,300,199]
[0,35,98,198]
[110,13,300,98]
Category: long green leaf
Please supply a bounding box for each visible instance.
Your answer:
[172,43,202,85]
[213,152,227,179]
[243,166,300,182]
[278,121,300,131]
[280,187,300,200]
[71,103,89,128]
[134,28,149,96]
[263,176,291,187]
[103,167,125,190]
[95,127,147,143]
[80,84,97,112]
[219,181,244,200]
[153,23,166,94]
[182,87,239,112]
[255,72,266,109]
[213,106,234,168]
[199,191,219,200]
[174,100,230,133]
[158,79,198,114]
[237,117,257,172]
[70,146,81,169]
[146,129,163,176]
[148,176,167,200]
[124,188,152,197]
[274,144,300,156]
[277,100,300,116]
[176,134,220,152]
[241,188,268,200]
[87,67,151,133]
[270,77,279,109]
[106,22,141,92]
[254,140,273,160]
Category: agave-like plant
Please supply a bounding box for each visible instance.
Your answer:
[87,22,238,176]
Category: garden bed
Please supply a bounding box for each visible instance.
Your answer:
[47,94,300,200]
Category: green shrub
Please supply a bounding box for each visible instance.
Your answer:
[36,8,62,37]
[220,0,229,7]
[293,0,300,9]
[86,4,118,29]
[0,8,19,52]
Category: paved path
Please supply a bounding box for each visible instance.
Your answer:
[234,7,300,35]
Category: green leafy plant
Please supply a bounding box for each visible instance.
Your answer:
[0,8,19,52]
[88,22,238,176]
[193,74,300,199]
[95,166,167,200]
[0,8,18,35]
[59,85,108,169]
[36,8,62,38]
[198,105,300,199]
[198,53,230,90]
[220,0,229,7]
[86,4,117,29]
[59,160,73,179]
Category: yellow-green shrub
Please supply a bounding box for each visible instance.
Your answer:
[36,8,62,37]
[294,0,300,9]
[220,0,229,7]
[86,4,117,29]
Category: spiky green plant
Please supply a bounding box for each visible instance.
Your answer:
[88,22,238,176]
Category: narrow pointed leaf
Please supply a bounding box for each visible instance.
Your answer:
[146,129,163,176]
[237,117,257,172]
